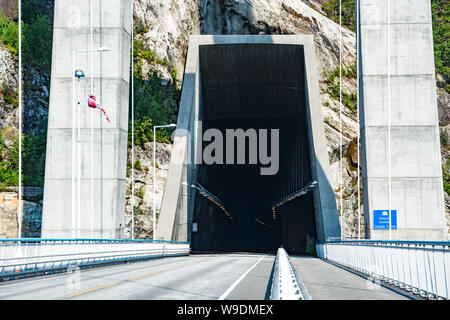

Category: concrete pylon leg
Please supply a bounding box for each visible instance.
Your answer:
[359,0,447,240]
[42,0,131,239]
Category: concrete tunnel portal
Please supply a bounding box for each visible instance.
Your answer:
[157,36,341,254]
[192,44,317,254]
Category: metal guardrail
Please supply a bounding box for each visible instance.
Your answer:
[270,247,311,300]
[317,240,450,300]
[0,238,190,280]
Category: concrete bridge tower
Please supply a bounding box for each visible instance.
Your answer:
[359,0,447,240]
[42,0,131,238]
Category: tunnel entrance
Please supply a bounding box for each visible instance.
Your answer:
[191,44,316,254]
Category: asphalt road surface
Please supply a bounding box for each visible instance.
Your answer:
[0,253,410,300]
[291,256,410,300]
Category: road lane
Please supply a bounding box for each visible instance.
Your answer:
[290,256,411,300]
[0,253,412,300]
[225,254,275,300]
[0,253,273,300]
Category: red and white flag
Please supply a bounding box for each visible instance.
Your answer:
[88,95,111,123]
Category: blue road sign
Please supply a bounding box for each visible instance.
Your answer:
[373,210,397,230]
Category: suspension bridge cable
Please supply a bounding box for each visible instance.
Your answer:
[18,0,22,238]
[131,0,135,239]
[387,0,392,240]
[356,0,361,240]
[339,0,344,239]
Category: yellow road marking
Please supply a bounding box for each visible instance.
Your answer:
[66,281,120,298]
[129,272,158,281]
[66,258,210,299]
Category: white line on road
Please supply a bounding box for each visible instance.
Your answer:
[218,255,267,300]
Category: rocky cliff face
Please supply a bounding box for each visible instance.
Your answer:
[125,142,173,239]
[0,46,18,129]
[0,189,42,238]
[133,0,201,83]
[0,0,16,18]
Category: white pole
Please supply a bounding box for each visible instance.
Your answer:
[387,0,392,240]
[339,0,344,240]
[18,0,22,238]
[153,126,157,240]
[356,0,361,240]
[90,0,94,239]
[131,0,135,240]
[77,68,81,238]
[72,51,76,239]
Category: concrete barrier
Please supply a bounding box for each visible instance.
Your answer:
[270,247,311,300]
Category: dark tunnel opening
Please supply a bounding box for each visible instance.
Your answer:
[191,44,316,255]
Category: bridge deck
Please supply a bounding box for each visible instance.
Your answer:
[291,256,409,300]
[0,254,410,300]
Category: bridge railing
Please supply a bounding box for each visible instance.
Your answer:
[316,240,449,300]
[0,238,190,280]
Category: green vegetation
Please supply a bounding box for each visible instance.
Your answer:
[441,129,449,146]
[130,32,180,147]
[134,159,142,171]
[0,123,47,187]
[1,4,53,72]
[0,126,19,187]
[135,186,145,199]
[323,65,357,112]
[23,14,53,71]
[0,13,19,53]
[431,0,450,92]
[0,2,53,188]
[22,124,47,187]
[443,159,450,195]
[22,0,54,22]
[321,0,356,31]
[1,83,18,108]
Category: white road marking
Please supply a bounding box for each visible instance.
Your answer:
[218,255,267,300]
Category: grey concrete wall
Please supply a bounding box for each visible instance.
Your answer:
[42,0,131,238]
[359,0,447,240]
[157,35,340,242]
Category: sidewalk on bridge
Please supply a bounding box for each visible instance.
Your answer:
[290,256,410,300]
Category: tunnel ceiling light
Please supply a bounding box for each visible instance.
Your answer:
[271,180,318,220]
[254,218,279,230]
[195,183,234,220]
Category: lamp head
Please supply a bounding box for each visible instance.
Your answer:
[74,69,85,78]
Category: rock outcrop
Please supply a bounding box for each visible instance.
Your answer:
[0,46,18,129]
[0,190,42,238]
[125,142,173,239]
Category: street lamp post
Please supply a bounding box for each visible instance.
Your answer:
[152,124,176,240]
[72,47,110,238]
